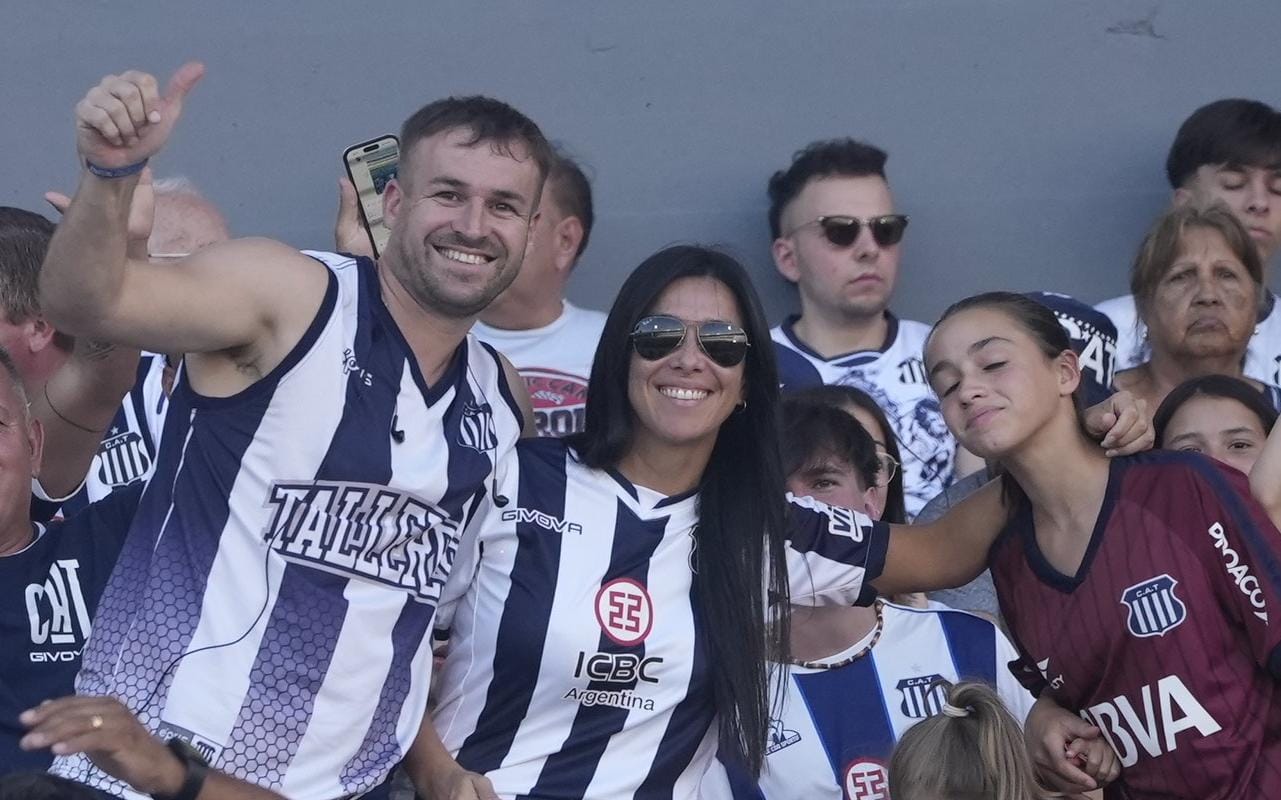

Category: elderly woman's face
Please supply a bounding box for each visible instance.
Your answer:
[1145,226,1258,362]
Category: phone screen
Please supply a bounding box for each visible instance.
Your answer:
[344,136,400,257]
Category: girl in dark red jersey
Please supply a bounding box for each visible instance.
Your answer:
[925,291,1281,800]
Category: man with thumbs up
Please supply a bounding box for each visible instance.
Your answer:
[40,63,546,800]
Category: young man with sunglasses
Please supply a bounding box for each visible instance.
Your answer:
[768,138,973,518]
[1097,98,1281,383]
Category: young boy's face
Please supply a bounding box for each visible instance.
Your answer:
[1178,163,1281,263]
[786,455,884,520]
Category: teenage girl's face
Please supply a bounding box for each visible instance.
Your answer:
[925,306,1080,460]
[627,276,747,455]
[1161,394,1270,475]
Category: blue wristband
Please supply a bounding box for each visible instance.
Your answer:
[85,158,149,179]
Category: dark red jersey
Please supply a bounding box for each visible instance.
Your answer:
[990,451,1281,799]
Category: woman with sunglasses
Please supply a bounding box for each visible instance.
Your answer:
[404,247,1148,800]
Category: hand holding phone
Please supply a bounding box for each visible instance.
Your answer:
[342,135,400,257]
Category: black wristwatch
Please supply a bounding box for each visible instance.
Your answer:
[151,738,209,800]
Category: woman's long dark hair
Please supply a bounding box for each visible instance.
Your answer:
[568,245,790,774]
[1154,374,1279,445]
[787,384,909,524]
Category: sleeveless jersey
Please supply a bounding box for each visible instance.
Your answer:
[772,314,953,519]
[52,252,524,800]
[432,437,889,800]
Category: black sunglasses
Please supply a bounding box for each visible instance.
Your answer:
[790,214,910,248]
[629,315,750,368]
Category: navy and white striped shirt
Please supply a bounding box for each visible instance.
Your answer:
[700,602,1033,800]
[35,352,169,521]
[53,253,524,800]
[432,437,889,799]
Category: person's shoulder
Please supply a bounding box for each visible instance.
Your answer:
[769,316,801,349]
[518,435,575,467]
[915,469,992,523]
[895,317,934,339]
[562,301,608,328]
[1256,291,1281,334]
[55,483,145,537]
[301,249,363,273]
[1094,293,1136,318]
[882,599,996,629]
[1115,449,1247,499]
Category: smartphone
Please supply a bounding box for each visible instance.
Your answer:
[343,135,400,257]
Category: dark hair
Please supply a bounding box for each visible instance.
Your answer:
[1129,201,1264,328]
[0,773,102,800]
[786,384,908,524]
[767,139,889,239]
[780,398,881,492]
[889,681,1052,800]
[399,95,555,192]
[1166,98,1281,189]
[928,292,1086,507]
[546,147,594,260]
[569,244,789,774]
[1154,374,1279,446]
[0,207,72,352]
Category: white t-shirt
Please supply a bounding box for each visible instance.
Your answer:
[1097,292,1281,384]
[473,301,607,438]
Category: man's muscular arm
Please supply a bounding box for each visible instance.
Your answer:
[40,64,328,391]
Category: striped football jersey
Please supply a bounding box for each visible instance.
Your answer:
[52,253,524,799]
[700,601,1034,800]
[431,437,889,799]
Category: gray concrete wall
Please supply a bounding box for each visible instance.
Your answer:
[4,1,1279,324]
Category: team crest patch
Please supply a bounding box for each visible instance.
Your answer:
[595,578,654,646]
[1121,574,1187,638]
[96,429,151,487]
[458,401,497,453]
[896,674,947,719]
[843,759,890,800]
[765,719,801,754]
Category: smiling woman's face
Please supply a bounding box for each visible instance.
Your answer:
[626,276,747,457]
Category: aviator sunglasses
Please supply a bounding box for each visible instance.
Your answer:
[788,214,910,248]
[629,314,751,368]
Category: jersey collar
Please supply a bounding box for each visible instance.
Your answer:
[780,312,900,363]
